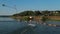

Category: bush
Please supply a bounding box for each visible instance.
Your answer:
[22,16,30,21]
[41,16,48,22]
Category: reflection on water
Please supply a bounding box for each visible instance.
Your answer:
[0,17,15,21]
[0,17,60,34]
[46,21,60,25]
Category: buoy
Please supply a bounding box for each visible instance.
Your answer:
[29,16,32,18]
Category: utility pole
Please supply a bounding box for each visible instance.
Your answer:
[2,4,17,13]
[2,4,21,22]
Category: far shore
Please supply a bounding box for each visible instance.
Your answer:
[12,16,60,21]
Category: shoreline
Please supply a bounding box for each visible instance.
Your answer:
[12,16,60,21]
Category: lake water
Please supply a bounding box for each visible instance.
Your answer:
[0,17,60,34]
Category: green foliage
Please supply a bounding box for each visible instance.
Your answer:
[13,10,60,16]
[41,16,48,22]
[18,11,35,16]
[34,11,42,16]
[22,16,29,21]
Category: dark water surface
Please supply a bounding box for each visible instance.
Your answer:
[0,17,60,34]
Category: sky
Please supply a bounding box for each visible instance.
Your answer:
[0,0,60,15]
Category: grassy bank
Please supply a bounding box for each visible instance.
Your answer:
[47,19,60,21]
[47,16,60,21]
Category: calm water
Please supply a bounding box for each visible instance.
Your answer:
[0,17,60,34]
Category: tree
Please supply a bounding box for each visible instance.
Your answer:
[18,10,35,16]
[41,16,48,22]
[41,10,50,16]
[34,10,42,16]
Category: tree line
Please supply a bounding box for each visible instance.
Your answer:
[13,10,60,16]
